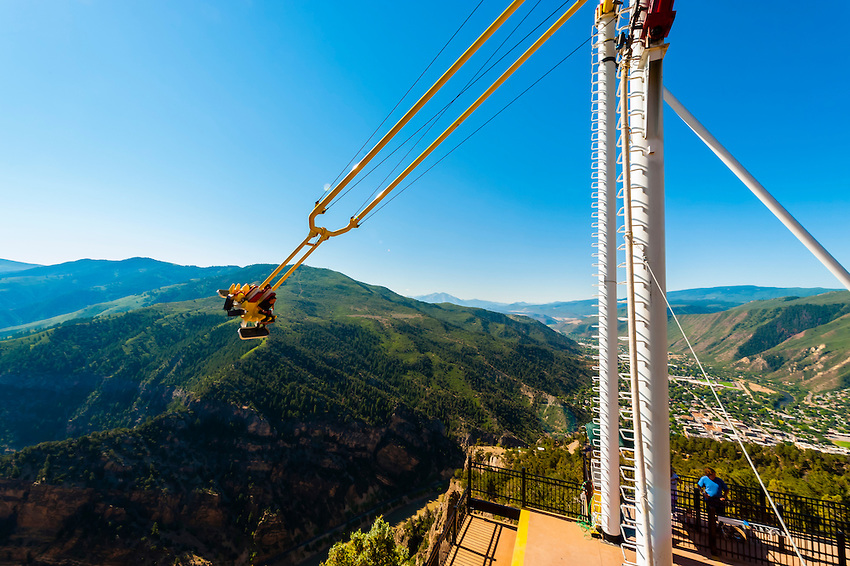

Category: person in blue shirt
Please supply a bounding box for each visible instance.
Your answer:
[697,467,728,514]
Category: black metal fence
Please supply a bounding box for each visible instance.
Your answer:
[467,458,589,521]
[424,488,469,566]
[673,474,850,565]
[423,459,587,566]
[426,461,850,566]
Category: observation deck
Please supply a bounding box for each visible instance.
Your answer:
[445,509,750,566]
[427,460,850,566]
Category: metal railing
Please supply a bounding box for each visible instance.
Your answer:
[424,488,468,566]
[423,458,588,566]
[673,474,850,566]
[467,458,589,521]
[427,463,850,566]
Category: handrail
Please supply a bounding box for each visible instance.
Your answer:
[461,462,850,565]
[424,487,469,566]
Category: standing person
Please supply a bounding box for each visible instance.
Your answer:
[698,467,728,515]
[670,466,679,516]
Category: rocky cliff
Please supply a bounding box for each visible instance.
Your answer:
[0,400,461,565]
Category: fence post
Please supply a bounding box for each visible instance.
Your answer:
[693,487,702,532]
[467,454,472,496]
[451,502,457,546]
[708,503,717,556]
[839,530,846,566]
[759,490,766,524]
[521,467,527,509]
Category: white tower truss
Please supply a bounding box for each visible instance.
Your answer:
[590,0,622,543]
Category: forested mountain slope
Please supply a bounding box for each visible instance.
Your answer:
[0,264,590,564]
[0,265,590,452]
[0,401,459,565]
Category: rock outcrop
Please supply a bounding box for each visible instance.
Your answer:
[0,401,461,565]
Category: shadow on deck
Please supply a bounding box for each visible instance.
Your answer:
[445,515,516,565]
[449,511,760,566]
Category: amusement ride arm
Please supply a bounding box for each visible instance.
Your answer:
[258,0,527,291]
[259,0,589,292]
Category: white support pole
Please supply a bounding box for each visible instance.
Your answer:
[593,1,621,543]
[662,87,850,293]
[628,40,672,566]
[642,50,672,566]
[626,38,652,566]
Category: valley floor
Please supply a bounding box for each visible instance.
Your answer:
[669,375,850,455]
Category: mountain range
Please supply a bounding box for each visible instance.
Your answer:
[0,259,41,274]
[0,261,590,451]
[415,286,850,392]
[0,257,236,336]
[2,256,837,339]
[1,256,849,564]
[413,286,839,332]
[0,258,589,565]
[414,286,838,319]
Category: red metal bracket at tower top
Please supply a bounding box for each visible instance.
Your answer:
[641,0,676,44]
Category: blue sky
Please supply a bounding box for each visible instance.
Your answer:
[2,1,848,303]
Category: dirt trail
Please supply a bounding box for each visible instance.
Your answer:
[737,380,756,402]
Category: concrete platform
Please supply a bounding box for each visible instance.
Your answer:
[450,511,757,566]
[512,510,621,566]
[446,515,516,565]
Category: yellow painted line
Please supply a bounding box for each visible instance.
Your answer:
[512,509,531,566]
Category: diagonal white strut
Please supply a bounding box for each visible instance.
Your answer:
[663,86,850,292]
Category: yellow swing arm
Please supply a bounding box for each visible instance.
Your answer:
[259,0,587,293]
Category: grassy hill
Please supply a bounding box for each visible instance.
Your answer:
[0,264,590,453]
[668,291,850,390]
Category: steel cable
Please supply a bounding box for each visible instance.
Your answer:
[644,258,808,566]
[349,0,549,217]
[320,0,485,207]
[363,30,594,223]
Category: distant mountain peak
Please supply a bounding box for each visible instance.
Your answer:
[0,259,41,274]
[413,292,466,304]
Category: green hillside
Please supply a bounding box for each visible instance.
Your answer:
[668,291,850,390]
[0,265,590,452]
[0,257,237,335]
[563,288,850,392]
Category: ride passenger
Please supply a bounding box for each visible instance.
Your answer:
[256,284,277,325]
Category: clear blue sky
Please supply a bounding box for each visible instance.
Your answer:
[2,1,848,303]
